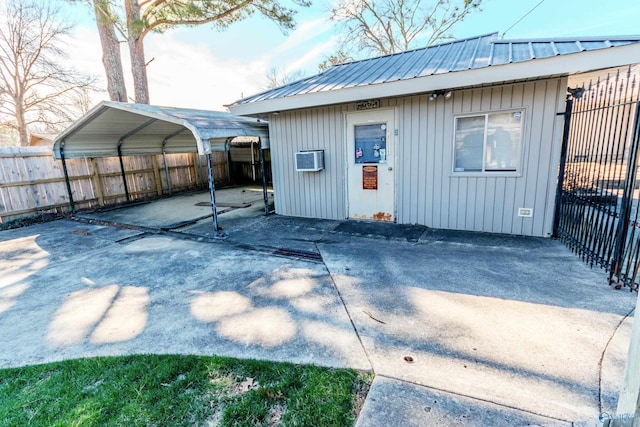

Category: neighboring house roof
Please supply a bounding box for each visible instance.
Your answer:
[28,133,56,147]
[229,33,640,115]
[52,101,269,159]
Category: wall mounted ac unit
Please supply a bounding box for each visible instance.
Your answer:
[295,150,325,172]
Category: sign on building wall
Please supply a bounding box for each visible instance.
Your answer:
[356,99,380,110]
[362,165,378,190]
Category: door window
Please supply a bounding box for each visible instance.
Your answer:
[354,123,387,164]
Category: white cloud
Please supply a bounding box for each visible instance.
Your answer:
[144,32,267,110]
[284,37,337,74]
[64,25,269,110]
[269,17,331,56]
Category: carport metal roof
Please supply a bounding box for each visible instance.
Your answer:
[51,102,271,234]
[52,101,269,159]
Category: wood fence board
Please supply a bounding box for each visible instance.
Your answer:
[0,147,231,222]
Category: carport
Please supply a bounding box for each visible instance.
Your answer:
[52,101,270,232]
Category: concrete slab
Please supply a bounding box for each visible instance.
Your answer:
[0,219,370,371]
[75,187,271,230]
[356,376,568,427]
[1,212,637,425]
[318,235,637,423]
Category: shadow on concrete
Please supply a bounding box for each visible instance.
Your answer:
[0,220,369,373]
[318,237,636,422]
[0,210,636,425]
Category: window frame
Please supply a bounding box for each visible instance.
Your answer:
[451,109,526,177]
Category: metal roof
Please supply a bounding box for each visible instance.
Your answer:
[229,33,640,114]
[52,101,269,159]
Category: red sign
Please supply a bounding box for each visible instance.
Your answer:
[362,166,378,190]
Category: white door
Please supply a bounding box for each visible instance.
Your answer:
[346,109,396,221]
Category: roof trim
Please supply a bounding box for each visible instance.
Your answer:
[229,42,640,115]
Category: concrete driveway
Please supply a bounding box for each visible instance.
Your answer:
[0,205,636,426]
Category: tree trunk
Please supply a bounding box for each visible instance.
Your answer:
[124,0,150,104]
[15,98,28,146]
[93,0,127,102]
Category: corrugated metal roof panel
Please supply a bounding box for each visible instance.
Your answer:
[343,57,389,88]
[374,52,415,83]
[511,43,533,62]
[433,39,465,73]
[491,43,511,65]
[531,42,556,58]
[554,41,582,54]
[53,102,269,159]
[469,35,492,68]
[417,44,447,77]
[452,37,480,71]
[231,33,640,108]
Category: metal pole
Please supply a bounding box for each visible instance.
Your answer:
[197,154,204,188]
[259,139,270,216]
[59,141,75,213]
[206,151,220,232]
[117,144,130,202]
[162,149,172,195]
[226,138,233,185]
[552,96,574,238]
[161,128,186,195]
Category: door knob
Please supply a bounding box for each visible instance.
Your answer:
[388,166,393,171]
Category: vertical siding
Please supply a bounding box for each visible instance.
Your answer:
[394,78,567,237]
[269,77,567,237]
[270,106,347,219]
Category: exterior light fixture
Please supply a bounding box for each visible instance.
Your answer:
[429,90,453,101]
[567,86,585,99]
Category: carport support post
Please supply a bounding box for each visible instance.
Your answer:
[206,151,220,232]
[197,154,205,188]
[59,141,75,213]
[259,138,270,216]
[162,150,172,195]
[117,145,130,202]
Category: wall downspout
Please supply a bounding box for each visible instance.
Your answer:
[59,140,75,213]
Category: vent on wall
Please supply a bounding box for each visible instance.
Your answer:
[295,150,325,172]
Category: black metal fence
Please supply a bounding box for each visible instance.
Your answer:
[554,67,640,291]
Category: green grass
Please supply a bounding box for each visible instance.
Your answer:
[0,354,372,427]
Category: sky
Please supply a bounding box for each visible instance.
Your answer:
[56,0,640,112]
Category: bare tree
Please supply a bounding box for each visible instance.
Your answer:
[318,50,353,72]
[330,0,482,57]
[0,1,96,146]
[265,67,308,89]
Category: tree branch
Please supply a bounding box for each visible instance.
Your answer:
[141,0,254,38]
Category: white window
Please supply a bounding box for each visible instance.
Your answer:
[453,110,524,174]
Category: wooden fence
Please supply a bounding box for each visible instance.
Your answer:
[0,147,229,223]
